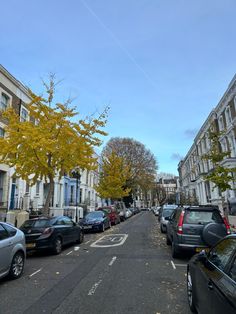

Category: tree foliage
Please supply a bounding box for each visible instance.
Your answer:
[102,137,158,193]
[95,151,131,200]
[0,76,108,215]
[152,183,167,206]
[202,130,236,192]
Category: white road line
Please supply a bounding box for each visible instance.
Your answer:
[74,246,80,251]
[175,264,187,267]
[88,279,102,296]
[171,260,176,270]
[29,268,42,277]
[85,240,91,245]
[108,256,117,266]
[66,251,73,255]
[90,234,128,248]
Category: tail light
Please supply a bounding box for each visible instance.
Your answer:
[177,211,185,235]
[223,217,231,235]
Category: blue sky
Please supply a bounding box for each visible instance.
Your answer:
[1,0,236,175]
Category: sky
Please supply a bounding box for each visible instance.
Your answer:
[1,0,236,175]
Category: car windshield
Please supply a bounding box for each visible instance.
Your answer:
[163,209,175,217]
[86,212,103,219]
[184,210,223,224]
[21,219,50,228]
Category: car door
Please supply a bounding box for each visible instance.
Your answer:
[196,238,236,314]
[63,217,78,243]
[209,238,236,314]
[0,224,13,275]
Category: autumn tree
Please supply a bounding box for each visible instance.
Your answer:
[202,129,236,220]
[95,151,131,200]
[0,76,108,215]
[152,183,167,206]
[102,137,158,200]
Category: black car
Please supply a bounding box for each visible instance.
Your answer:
[80,211,111,232]
[20,216,84,254]
[166,206,230,258]
[187,235,236,314]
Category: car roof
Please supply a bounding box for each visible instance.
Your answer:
[180,206,220,211]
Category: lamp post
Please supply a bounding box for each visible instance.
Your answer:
[72,170,81,223]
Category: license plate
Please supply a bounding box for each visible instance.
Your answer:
[83,226,92,229]
[196,247,209,253]
[26,243,36,249]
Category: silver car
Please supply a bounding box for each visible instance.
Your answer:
[0,222,26,280]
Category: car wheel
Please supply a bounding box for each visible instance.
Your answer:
[9,251,24,279]
[166,235,171,245]
[53,237,62,255]
[187,269,197,313]
[76,231,84,244]
[171,241,179,258]
[202,222,227,247]
[160,224,165,233]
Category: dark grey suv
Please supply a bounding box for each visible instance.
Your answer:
[166,206,231,258]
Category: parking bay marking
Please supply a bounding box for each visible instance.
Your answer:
[108,256,117,266]
[88,279,103,296]
[171,260,187,270]
[90,234,128,248]
[29,268,42,277]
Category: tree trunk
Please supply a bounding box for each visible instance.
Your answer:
[43,176,54,216]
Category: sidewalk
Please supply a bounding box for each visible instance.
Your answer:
[229,215,236,233]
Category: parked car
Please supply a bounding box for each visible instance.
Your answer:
[0,222,26,280]
[97,206,120,225]
[125,208,133,219]
[80,211,111,232]
[128,207,139,215]
[187,234,236,314]
[20,216,84,255]
[166,205,230,258]
[160,205,178,233]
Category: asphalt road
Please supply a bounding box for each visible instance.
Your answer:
[0,212,192,314]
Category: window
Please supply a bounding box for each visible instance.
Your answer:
[36,181,40,194]
[225,106,232,126]
[25,183,30,193]
[20,107,29,122]
[0,127,5,138]
[229,258,236,282]
[208,238,236,271]
[219,116,224,131]
[3,224,17,237]
[0,93,9,111]
[0,224,9,240]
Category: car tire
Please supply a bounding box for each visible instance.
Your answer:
[171,241,179,258]
[202,222,227,247]
[53,237,62,255]
[160,224,165,233]
[187,269,197,313]
[9,251,25,279]
[166,235,171,245]
[77,231,84,244]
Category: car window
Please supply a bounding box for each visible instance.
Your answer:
[3,223,17,237]
[163,209,174,217]
[208,238,236,271]
[54,218,65,225]
[229,257,236,282]
[63,217,73,226]
[22,219,50,228]
[0,224,9,240]
[184,210,222,224]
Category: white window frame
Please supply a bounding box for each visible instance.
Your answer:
[20,106,29,122]
[219,116,224,131]
[0,89,12,111]
[225,106,232,126]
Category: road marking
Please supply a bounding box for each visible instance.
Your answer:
[90,234,128,248]
[74,246,80,251]
[175,263,187,267]
[29,268,42,277]
[66,251,73,255]
[171,260,176,270]
[85,240,91,245]
[108,256,117,266]
[88,279,102,296]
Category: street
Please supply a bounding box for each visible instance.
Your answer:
[0,212,191,314]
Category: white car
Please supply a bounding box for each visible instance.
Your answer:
[0,222,26,280]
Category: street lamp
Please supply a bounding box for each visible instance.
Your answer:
[71,169,81,223]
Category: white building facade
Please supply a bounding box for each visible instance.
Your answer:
[178,75,236,213]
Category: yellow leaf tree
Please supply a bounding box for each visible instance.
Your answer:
[0,76,108,215]
[95,151,131,200]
